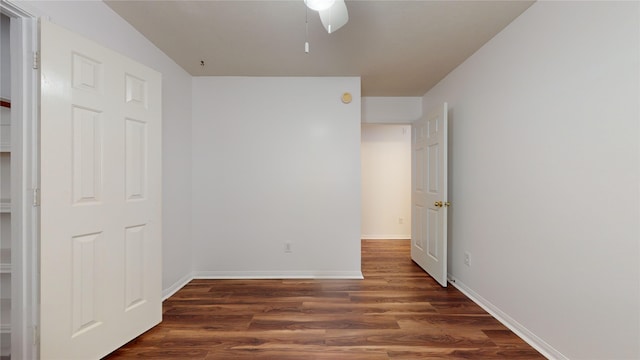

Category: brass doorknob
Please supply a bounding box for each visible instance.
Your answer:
[434,201,443,207]
[444,202,451,207]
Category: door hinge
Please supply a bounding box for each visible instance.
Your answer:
[32,188,40,207]
[33,325,39,346]
[32,51,39,70]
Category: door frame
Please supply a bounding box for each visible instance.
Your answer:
[0,1,38,358]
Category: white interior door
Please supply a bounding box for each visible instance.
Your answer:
[40,20,162,359]
[411,103,448,287]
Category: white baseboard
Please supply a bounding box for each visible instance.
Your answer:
[194,270,364,280]
[162,272,195,300]
[361,235,410,240]
[447,274,567,360]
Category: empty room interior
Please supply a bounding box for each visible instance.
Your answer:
[0,0,638,359]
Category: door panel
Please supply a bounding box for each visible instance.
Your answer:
[40,20,162,359]
[411,103,448,287]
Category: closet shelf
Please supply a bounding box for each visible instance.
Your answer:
[0,200,10,213]
[0,120,11,151]
[0,299,10,334]
[0,249,9,273]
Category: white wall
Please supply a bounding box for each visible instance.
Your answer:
[192,77,362,278]
[361,124,411,239]
[423,2,639,359]
[25,1,194,294]
[362,97,422,124]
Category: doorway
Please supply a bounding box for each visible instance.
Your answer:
[0,13,11,358]
[360,124,412,240]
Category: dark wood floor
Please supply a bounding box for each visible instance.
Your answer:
[105,240,544,359]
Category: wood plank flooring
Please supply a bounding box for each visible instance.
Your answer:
[104,240,544,359]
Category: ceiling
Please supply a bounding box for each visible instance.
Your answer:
[105,0,534,96]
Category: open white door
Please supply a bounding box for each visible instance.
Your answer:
[411,103,448,287]
[40,20,162,359]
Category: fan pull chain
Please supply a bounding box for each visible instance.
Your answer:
[305,7,310,53]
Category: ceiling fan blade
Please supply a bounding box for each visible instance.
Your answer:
[318,0,348,34]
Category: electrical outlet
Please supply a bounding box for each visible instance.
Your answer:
[398,217,404,224]
[464,252,471,267]
[284,242,292,253]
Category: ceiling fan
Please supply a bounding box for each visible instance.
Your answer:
[304,0,349,34]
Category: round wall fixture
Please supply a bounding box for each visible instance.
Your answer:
[341,92,352,104]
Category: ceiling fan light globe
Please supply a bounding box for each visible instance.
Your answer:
[304,0,335,11]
